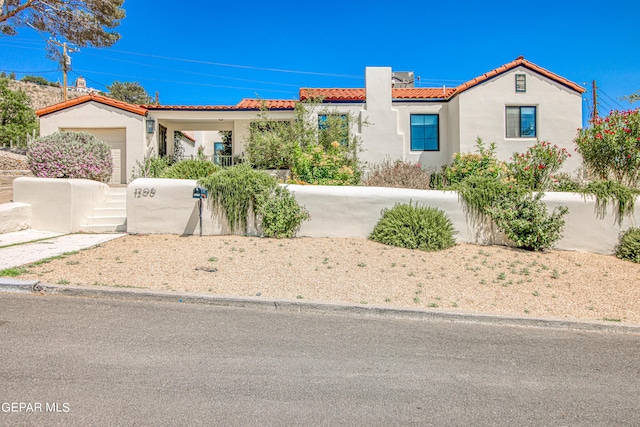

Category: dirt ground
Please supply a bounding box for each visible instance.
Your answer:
[14,234,640,325]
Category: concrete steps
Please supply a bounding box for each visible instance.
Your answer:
[79,187,127,233]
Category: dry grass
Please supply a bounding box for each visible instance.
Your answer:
[13,235,640,325]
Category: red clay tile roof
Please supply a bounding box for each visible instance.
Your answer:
[36,93,148,117]
[301,57,585,102]
[142,99,297,111]
[453,56,586,95]
[299,88,457,101]
[234,99,297,109]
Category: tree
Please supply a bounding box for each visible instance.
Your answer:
[622,90,640,104]
[0,0,125,48]
[0,77,38,146]
[107,81,152,104]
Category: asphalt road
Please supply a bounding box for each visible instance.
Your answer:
[0,293,639,426]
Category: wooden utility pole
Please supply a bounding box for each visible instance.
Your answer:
[592,80,598,119]
[50,40,76,102]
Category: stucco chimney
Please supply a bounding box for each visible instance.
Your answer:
[365,67,392,111]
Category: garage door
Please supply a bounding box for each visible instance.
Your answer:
[61,128,127,184]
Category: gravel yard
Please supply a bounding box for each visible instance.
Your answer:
[15,234,640,324]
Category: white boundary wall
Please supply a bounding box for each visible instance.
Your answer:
[13,177,109,233]
[125,179,639,255]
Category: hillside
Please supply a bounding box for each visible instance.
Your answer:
[7,79,82,111]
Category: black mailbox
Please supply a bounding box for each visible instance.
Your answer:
[193,187,208,199]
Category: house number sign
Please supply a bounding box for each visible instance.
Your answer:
[133,188,156,198]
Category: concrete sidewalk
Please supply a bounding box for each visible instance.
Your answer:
[0,230,126,270]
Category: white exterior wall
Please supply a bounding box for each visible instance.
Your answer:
[121,179,638,255]
[456,66,583,171]
[13,177,109,233]
[39,102,147,183]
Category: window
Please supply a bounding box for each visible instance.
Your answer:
[506,106,536,138]
[318,114,349,145]
[515,74,526,92]
[410,114,439,151]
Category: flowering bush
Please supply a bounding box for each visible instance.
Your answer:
[444,138,510,185]
[574,109,640,186]
[27,131,112,182]
[510,141,570,190]
[291,141,360,185]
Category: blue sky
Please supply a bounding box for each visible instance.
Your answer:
[1,0,638,123]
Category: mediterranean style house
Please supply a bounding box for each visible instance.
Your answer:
[36,56,585,184]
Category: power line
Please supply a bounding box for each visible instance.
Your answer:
[72,68,297,95]
[598,88,626,111]
[80,51,304,88]
[85,47,363,79]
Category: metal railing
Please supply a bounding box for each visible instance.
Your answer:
[185,154,246,167]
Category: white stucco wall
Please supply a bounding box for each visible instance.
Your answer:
[13,177,109,233]
[39,102,147,183]
[122,179,637,255]
[455,66,583,172]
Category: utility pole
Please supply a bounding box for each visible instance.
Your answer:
[49,40,78,102]
[592,80,598,119]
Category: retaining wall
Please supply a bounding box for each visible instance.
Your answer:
[126,179,639,255]
[13,177,109,233]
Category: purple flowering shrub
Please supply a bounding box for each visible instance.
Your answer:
[27,132,113,182]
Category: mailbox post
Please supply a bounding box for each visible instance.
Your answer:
[192,187,208,237]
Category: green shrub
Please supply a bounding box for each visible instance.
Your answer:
[369,203,456,252]
[199,164,276,234]
[445,138,510,185]
[551,172,585,192]
[574,108,640,186]
[160,159,220,180]
[510,141,570,190]
[616,228,640,263]
[131,155,171,179]
[291,142,360,186]
[579,180,640,225]
[486,192,569,251]
[452,175,528,216]
[258,186,309,238]
[362,158,433,189]
[27,131,112,181]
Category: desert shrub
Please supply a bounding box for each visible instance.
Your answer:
[199,164,276,234]
[369,203,456,252]
[130,155,171,179]
[247,120,296,169]
[510,141,570,190]
[551,172,585,192]
[160,159,220,180]
[616,228,640,263]
[452,175,528,216]
[574,108,640,186]
[445,138,510,185]
[27,131,112,181]
[199,163,309,237]
[257,186,309,238]
[579,180,640,225]
[291,142,360,185]
[362,158,433,189]
[486,192,568,251]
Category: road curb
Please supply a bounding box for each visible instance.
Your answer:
[7,281,636,334]
[0,278,42,292]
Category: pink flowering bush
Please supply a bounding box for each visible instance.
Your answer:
[510,141,570,190]
[574,108,640,186]
[27,131,113,182]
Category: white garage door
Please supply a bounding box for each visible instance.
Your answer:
[61,128,127,184]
